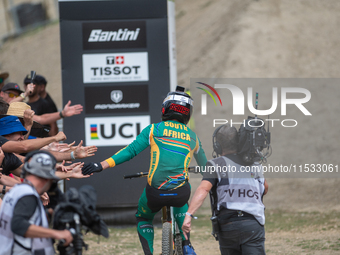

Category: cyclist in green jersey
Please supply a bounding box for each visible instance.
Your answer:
[82,86,207,255]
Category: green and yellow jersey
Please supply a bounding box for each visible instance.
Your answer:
[105,120,207,190]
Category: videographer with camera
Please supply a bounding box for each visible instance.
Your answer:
[0,150,73,255]
[182,124,268,255]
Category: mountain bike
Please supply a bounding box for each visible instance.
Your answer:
[124,170,197,255]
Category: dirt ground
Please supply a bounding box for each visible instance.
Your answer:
[1,0,340,254]
[79,209,340,254]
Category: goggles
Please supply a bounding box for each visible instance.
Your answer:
[5,92,19,98]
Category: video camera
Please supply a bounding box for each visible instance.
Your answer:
[53,185,109,255]
[237,93,271,163]
[56,213,86,255]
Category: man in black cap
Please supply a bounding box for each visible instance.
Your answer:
[22,75,58,135]
[24,74,61,135]
[0,83,23,103]
[24,74,58,113]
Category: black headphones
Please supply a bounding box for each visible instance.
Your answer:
[212,125,223,158]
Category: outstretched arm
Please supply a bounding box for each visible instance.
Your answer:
[32,100,83,125]
[82,124,152,175]
[193,136,207,169]
[23,109,35,139]
[10,83,35,103]
[47,140,97,162]
[55,162,92,179]
[1,132,66,154]
[101,160,110,170]
[0,174,21,186]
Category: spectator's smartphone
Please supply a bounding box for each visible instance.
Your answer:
[31,71,36,83]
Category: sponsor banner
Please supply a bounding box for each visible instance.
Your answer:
[85,115,150,147]
[82,21,147,50]
[84,85,149,114]
[82,52,149,83]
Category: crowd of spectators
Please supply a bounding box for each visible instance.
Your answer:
[0,71,94,252]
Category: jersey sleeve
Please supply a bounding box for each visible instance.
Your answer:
[193,136,207,169]
[105,124,152,167]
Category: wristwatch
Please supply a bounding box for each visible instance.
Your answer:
[20,93,26,99]
[2,185,6,195]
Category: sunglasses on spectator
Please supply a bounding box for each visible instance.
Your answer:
[0,78,4,83]
[5,92,19,98]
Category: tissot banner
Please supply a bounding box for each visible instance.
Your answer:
[82,52,149,83]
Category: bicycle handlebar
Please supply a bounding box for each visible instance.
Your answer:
[123,172,148,179]
[188,166,198,173]
[123,167,199,179]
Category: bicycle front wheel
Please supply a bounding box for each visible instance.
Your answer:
[162,222,173,255]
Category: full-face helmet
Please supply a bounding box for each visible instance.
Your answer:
[161,86,193,125]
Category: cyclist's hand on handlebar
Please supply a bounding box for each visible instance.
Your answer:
[82,162,103,175]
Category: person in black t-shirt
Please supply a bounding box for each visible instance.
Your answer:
[0,147,21,207]
[27,96,52,116]
[23,74,85,136]
[0,136,23,175]
[23,76,57,136]
[38,79,58,113]
[24,74,58,113]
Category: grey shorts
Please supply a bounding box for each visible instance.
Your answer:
[218,219,266,255]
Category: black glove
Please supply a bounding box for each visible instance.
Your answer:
[82,162,103,175]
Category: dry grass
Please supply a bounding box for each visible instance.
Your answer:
[77,209,340,255]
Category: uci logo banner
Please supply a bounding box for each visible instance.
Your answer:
[84,115,150,147]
